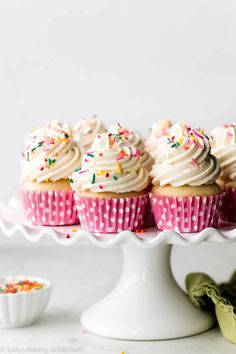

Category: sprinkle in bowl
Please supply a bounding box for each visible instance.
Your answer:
[0,275,52,328]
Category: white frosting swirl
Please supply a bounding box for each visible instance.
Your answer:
[24,120,71,148]
[140,151,154,173]
[145,120,173,159]
[22,128,83,183]
[73,115,106,150]
[71,133,149,193]
[108,124,154,172]
[150,124,220,187]
[211,124,236,181]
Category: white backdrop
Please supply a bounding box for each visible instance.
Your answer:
[1,0,236,198]
[0,2,236,350]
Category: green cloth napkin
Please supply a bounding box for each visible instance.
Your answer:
[186,272,236,343]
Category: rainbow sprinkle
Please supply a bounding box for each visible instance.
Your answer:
[133,148,141,157]
[136,229,145,234]
[38,141,44,146]
[48,158,56,167]
[116,151,128,161]
[96,170,106,176]
[117,163,122,174]
[192,158,199,168]
[0,280,45,294]
[78,169,89,174]
[109,135,116,147]
[166,125,206,151]
[171,142,180,148]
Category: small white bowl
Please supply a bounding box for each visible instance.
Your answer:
[0,275,52,328]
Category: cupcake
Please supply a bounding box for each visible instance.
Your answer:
[73,115,106,150]
[211,124,236,221]
[149,124,224,232]
[70,132,150,233]
[21,123,83,226]
[108,124,154,172]
[108,124,155,227]
[145,119,173,159]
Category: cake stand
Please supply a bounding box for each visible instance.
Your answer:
[0,198,236,340]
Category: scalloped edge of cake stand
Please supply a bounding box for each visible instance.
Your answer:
[0,216,236,248]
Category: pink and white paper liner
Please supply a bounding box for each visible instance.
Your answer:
[21,189,79,226]
[74,193,149,233]
[149,192,224,233]
[221,188,236,222]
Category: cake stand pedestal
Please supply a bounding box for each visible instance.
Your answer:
[81,244,213,340]
[0,198,236,340]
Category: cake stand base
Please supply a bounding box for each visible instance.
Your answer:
[81,244,214,340]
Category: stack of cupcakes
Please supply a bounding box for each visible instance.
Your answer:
[70,132,150,233]
[20,118,232,234]
[149,124,224,232]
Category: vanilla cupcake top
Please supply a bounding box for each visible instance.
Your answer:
[22,125,83,183]
[70,133,149,193]
[210,124,236,181]
[24,120,71,147]
[73,115,106,150]
[150,124,220,187]
[108,124,154,172]
[145,119,173,159]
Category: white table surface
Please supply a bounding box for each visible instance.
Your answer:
[0,235,236,353]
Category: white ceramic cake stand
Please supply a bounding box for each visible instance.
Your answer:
[0,198,236,340]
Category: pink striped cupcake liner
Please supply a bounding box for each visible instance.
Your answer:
[149,192,225,233]
[21,189,79,226]
[221,188,236,222]
[74,193,149,233]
